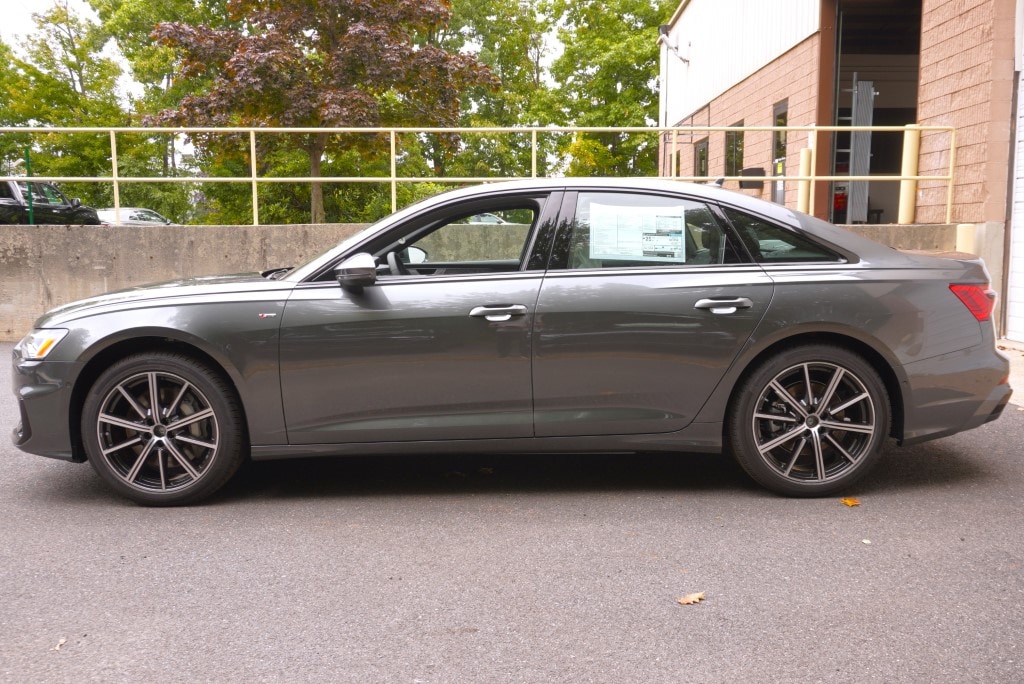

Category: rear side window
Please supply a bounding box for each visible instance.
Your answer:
[723,207,842,263]
[559,192,742,269]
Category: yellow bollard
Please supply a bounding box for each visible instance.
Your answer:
[898,124,921,225]
[797,148,812,214]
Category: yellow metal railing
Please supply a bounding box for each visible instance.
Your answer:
[0,124,956,225]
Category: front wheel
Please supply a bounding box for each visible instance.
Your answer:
[727,345,891,497]
[81,352,246,506]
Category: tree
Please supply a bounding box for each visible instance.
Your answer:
[439,0,558,179]
[149,0,496,223]
[546,0,674,176]
[0,1,126,207]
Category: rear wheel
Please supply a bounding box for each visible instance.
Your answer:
[81,352,246,506]
[728,345,890,496]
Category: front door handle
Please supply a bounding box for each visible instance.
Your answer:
[469,304,528,322]
[694,297,753,315]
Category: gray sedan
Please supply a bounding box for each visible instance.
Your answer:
[11,179,1012,505]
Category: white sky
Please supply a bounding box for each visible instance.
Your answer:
[2,0,97,50]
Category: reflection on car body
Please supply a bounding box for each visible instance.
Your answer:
[11,179,1012,505]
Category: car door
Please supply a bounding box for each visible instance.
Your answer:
[532,190,774,437]
[0,182,25,223]
[279,191,561,444]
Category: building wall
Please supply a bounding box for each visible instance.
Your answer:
[664,35,822,208]
[660,0,820,127]
[917,0,1016,224]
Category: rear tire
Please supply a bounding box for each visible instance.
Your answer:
[727,344,890,497]
[81,352,246,506]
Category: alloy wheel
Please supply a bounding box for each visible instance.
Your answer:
[95,370,220,493]
[751,360,877,484]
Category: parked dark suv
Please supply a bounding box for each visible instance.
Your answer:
[0,180,101,225]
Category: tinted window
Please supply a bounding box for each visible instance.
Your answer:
[377,205,539,277]
[723,207,842,263]
[17,182,52,205]
[561,192,740,269]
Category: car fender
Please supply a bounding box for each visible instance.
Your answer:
[59,305,288,446]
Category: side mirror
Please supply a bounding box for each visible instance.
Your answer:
[70,198,82,208]
[334,253,377,290]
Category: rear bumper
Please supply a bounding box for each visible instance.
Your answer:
[900,344,1012,446]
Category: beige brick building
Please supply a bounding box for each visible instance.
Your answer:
[658,0,1024,340]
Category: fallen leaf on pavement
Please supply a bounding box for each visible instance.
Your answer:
[840,497,861,507]
[677,592,705,605]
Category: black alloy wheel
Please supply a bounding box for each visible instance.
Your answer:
[728,344,891,496]
[81,352,245,506]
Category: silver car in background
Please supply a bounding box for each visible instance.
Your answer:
[97,207,175,226]
[11,179,1012,505]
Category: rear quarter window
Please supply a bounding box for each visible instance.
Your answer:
[724,207,843,264]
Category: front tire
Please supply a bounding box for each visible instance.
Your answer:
[81,352,246,506]
[727,345,891,497]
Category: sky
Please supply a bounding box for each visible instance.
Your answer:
[2,0,96,49]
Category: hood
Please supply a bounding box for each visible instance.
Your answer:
[36,272,291,327]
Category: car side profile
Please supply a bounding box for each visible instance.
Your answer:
[0,180,101,225]
[11,179,1012,505]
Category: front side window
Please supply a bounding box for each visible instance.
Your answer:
[561,192,740,269]
[378,204,539,277]
[17,182,52,205]
[723,207,842,263]
[133,210,168,223]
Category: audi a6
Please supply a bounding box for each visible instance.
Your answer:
[11,179,1012,505]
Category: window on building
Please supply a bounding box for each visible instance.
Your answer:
[772,101,788,204]
[773,102,788,163]
[694,138,709,179]
[725,122,744,177]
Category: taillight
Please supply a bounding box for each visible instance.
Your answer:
[950,284,996,321]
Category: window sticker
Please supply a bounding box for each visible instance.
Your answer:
[589,202,686,262]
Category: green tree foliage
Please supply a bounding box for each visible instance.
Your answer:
[546,0,674,176]
[0,2,125,207]
[148,0,496,223]
[87,0,232,113]
[440,0,558,179]
[0,40,31,174]
[3,0,673,224]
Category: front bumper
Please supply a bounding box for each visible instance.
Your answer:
[11,350,81,462]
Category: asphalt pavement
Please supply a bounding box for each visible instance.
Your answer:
[1,341,1022,683]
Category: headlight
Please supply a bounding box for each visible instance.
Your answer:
[15,329,69,360]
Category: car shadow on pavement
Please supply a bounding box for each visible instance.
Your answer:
[214,440,995,504]
[221,450,760,503]
[14,439,994,507]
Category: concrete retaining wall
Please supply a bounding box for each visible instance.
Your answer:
[1,223,366,341]
[0,221,963,342]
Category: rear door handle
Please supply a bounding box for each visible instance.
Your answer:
[469,304,528,322]
[694,297,753,315]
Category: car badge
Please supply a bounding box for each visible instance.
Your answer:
[258,313,277,319]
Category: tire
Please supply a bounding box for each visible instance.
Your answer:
[727,344,890,497]
[81,352,246,506]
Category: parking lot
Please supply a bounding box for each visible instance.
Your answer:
[2,341,1022,683]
